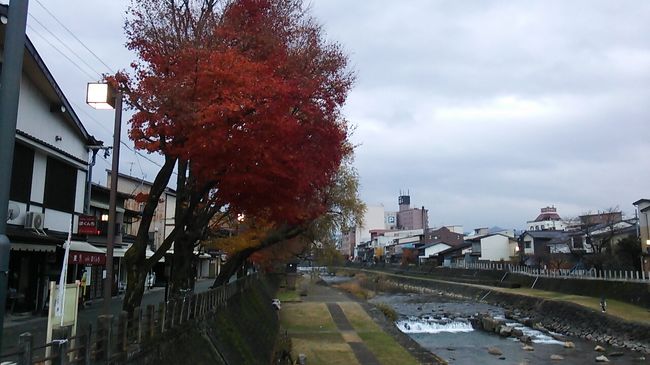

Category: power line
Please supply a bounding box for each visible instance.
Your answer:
[33,0,115,73]
[72,101,178,177]
[28,13,103,78]
[26,24,97,80]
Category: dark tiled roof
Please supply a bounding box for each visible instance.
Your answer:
[520,230,566,240]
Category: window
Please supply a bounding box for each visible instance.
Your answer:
[525,241,531,249]
[43,157,77,213]
[9,143,34,202]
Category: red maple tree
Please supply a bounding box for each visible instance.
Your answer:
[112,0,355,310]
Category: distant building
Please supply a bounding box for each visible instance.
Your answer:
[107,171,176,251]
[424,226,463,246]
[526,206,566,231]
[396,194,428,230]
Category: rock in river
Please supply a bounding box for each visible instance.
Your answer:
[488,347,503,356]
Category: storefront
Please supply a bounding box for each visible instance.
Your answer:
[68,241,106,301]
[8,240,62,314]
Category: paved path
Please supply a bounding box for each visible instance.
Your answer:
[281,277,440,365]
[325,302,381,365]
[1,279,214,354]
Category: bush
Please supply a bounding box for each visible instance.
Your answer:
[375,302,397,322]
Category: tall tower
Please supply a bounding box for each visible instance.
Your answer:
[398,190,410,212]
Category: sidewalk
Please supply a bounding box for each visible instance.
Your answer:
[1,278,213,353]
[279,277,443,365]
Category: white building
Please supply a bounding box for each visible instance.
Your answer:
[479,234,518,262]
[4,24,101,312]
[526,206,566,231]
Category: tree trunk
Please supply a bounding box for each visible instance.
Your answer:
[212,249,251,287]
[122,155,177,313]
[168,233,196,300]
[211,224,306,287]
[123,252,148,313]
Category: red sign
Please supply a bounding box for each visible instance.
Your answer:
[69,251,106,266]
[78,215,100,235]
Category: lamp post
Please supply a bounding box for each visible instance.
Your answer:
[86,83,122,315]
[0,0,29,350]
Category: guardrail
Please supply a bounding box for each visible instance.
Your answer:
[0,274,258,365]
[449,262,650,283]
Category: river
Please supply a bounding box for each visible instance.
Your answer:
[368,292,646,365]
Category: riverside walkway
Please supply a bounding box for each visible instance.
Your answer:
[279,277,443,365]
[355,268,650,325]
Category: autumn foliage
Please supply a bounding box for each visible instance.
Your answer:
[114,0,353,225]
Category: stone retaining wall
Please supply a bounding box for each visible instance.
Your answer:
[365,272,650,354]
[368,264,650,308]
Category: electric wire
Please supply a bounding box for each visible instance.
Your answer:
[28,13,104,78]
[27,2,178,180]
[71,101,178,177]
[33,0,116,73]
[26,24,97,80]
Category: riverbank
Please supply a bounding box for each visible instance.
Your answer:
[278,274,445,364]
[350,267,650,354]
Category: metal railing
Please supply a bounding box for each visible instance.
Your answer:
[449,262,650,283]
[0,274,259,365]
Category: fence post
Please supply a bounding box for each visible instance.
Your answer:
[83,324,92,365]
[193,294,199,319]
[17,333,33,365]
[133,307,142,344]
[170,300,178,329]
[145,305,155,341]
[96,314,114,362]
[158,302,167,334]
[52,338,69,365]
[116,311,128,358]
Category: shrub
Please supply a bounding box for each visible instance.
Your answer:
[375,302,397,322]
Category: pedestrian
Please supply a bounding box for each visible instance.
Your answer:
[600,295,607,313]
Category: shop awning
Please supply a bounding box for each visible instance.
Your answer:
[89,201,125,213]
[110,246,164,262]
[11,243,57,252]
[69,240,105,254]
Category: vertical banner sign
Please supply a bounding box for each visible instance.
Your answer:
[55,217,73,324]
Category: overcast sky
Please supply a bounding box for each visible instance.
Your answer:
[18,0,650,230]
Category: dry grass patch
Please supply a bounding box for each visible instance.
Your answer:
[334,281,375,300]
[359,332,420,365]
[503,287,650,324]
[338,302,383,332]
[291,334,360,365]
[280,302,337,332]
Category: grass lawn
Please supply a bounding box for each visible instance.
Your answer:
[501,287,650,323]
[359,331,420,365]
[281,302,338,332]
[291,334,360,365]
[338,302,383,332]
[338,302,420,365]
[276,289,301,302]
[281,300,422,365]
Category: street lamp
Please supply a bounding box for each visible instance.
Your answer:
[86,82,122,316]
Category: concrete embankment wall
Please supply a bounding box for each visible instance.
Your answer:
[361,270,650,353]
[129,276,280,365]
[376,265,650,308]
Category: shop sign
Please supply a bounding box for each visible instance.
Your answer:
[78,215,100,235]
[69,252,106,266]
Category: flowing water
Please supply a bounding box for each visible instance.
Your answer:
[369,293,647,365]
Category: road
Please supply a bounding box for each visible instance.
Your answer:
[1,279,214,354]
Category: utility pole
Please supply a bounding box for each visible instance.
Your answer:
[0,0,30,350]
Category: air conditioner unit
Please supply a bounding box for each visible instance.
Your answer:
[24,212,45,231]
